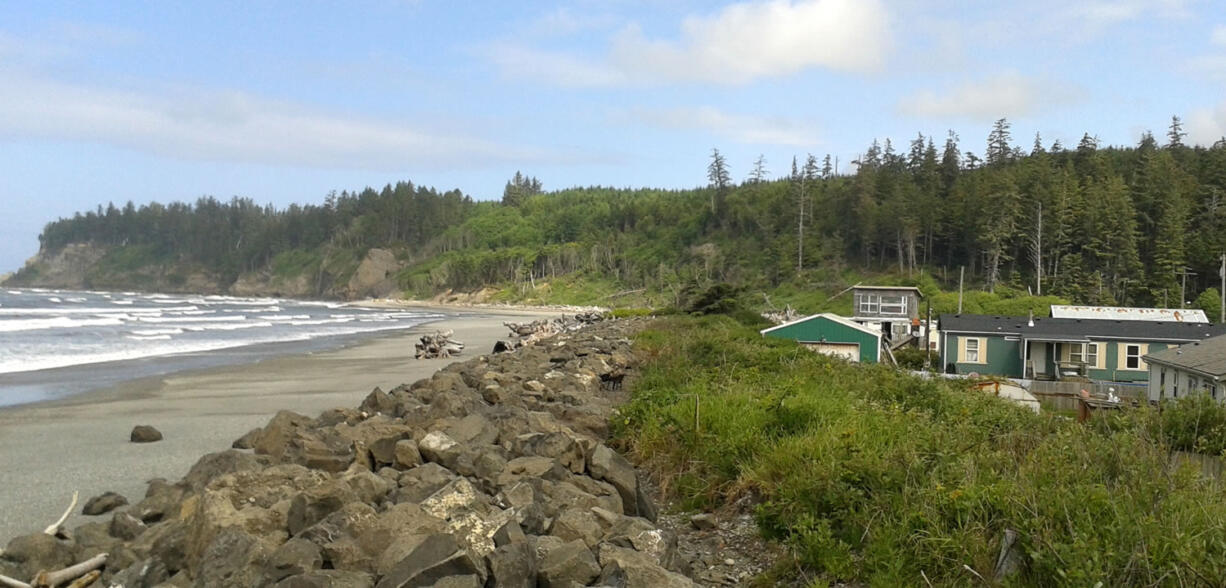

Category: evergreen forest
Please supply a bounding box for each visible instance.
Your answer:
[19,118,1226,314]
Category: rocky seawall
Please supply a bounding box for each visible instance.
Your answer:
[0,319,760,587]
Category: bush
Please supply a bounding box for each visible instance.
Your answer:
[619,316,1226,585]
[1158,394,1226,455]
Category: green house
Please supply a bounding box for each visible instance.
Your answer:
[760,313,881,363]
[939,314,1226,382]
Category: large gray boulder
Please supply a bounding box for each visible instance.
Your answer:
[537,539,600,588]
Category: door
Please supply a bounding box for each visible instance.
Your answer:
[804,342,860,362]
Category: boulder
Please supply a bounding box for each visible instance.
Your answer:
[0,533,74,579]
[374,534,483,588]
[417,431,461,468]
[108,558,171,588]
[485,542,535,588]
[393,463,456,504]
[130,424,163,443]
[689,513,717,531]
[254,410,314,459]
[288,480,360,536]
[420,478,511,557]
[265,538,324,583]
[537,539,600,588]
[232,427,264,449]
[393,440,423,470]
[549,507,605,548]
[193,526,271,587]
[360,386,397,415]
[588,444,641,517]
[513,432,586,474]
[82,491,128,515]
[597,544,694,587]
[130,478,187,523]
[110,511,148,541]
[275,569,376,588]
[183,449,268,492]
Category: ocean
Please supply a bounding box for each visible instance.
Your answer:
[0,288,447,408]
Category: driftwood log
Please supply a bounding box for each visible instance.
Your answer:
[495,313,608,353]
[0,495,108,588]
[415,330,465,359]
[761,305,799,325]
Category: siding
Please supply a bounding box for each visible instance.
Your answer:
[764,316,879,363]
[944,334,1022,377]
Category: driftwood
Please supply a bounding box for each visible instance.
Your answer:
[0,549,106,588]
[495,313,607,353]
[761,305,799,325]
[415,330,465,359]
[42,492,77,536]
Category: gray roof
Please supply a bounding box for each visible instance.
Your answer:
[1144,334,1226,377]
[939,313,1226,342]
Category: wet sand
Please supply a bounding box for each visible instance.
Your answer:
[0,308,554,543]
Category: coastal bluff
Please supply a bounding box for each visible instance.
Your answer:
[0,319,707,587]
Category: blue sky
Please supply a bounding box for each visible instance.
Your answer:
[2,0,1225,272]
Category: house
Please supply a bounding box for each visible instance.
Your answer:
[761,313,882,363]
[1050,305,1209,323]
[851,286,925,344]
[1144,333,1226,403]
[938,313,1226,382]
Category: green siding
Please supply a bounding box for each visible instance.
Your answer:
[1086,341,1168,383]
[764,317,879,363]
[944,335,1022,377]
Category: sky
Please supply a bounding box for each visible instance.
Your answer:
[2,0,1226,272]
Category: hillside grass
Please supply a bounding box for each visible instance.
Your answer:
[616,315,1226,586]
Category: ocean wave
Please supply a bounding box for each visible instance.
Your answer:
[183,321,274,331]
[131,328,184,336]
[111,299,135,305]
[48,297,62,303]
[0,306,185,315]
[0,316,125,332]
[260,314,311,321]
[127,334,172,341]
[136,315,245,323]
[289,318,355,326]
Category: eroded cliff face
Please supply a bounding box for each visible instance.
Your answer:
[345,248,402,300]
[4,243,108,290]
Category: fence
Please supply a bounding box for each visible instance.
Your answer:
[1172,450,1225,481]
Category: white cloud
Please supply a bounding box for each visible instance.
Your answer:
[0,70,553,171]
[1187,102,1226,145]
[1212,24,1226,46]
[494,0,891,86]
[630,106,818,147]
[898,73,1082,121]
[1062,0,1190,28]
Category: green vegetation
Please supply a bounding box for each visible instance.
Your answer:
[16,118,1226,308]
[617,315,1226,585]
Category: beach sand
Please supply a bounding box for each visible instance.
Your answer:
[0,307,556,543]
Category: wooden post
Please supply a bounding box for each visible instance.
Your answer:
[957,266,965,314]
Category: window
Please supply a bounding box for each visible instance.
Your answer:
[1069,343,1085,364]
[966,338,980,363]
[1174,373,1180,398]
[859,294,879,314]
[1087,343,1099,368]
[879,295,907,315]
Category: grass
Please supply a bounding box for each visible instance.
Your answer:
[615,315,1226,586]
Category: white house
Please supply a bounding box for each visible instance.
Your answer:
[1144,333,1226,403]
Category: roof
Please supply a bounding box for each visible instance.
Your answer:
[1144,334,1226,377]
[1050,305,1209,323]
[938,313,1226,342]
[853,285,924,298]
[760,313,881,338]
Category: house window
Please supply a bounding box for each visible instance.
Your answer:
[966,338,980,363]
[1069,343,1085,364]
[1087,343,1099,368]
[859,294,879,314]
[1125,344,1142,370]
[1174,373,1180,398]
[879,295,906,315]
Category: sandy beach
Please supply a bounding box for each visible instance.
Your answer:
[0,306,558,544]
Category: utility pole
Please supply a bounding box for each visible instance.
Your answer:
[1220,253,1224,323]
[957,266,965,314]
[1176,267,1197,308]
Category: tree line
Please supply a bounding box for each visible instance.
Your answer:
[26,117,1226,306]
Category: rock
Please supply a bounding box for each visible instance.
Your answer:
[369,433,412,467]
[266,538,324,583]
[513,432,586,474]
[129,519,189,576]
[549,508,605,548]
[1,533,74,579]
[432,575,482,588]
[110,511,148,541]
[194,526,271,587]
[374,534,483,588]
[108,558,171,588]
[492,519,526,548]
[130,424,163,443]
[393,440,423,470]
[183,449,268,492]
[232,427,264,449]
[82,491,128,515]
[597,544,694,588]
[420,478,511,557]
[689,513,717,531]
[288,480,360,536]
[417,431,461,467]
[635,482,659,523]
[130,478,187,523]
[485,542,535,588]
[360,386,397,415]
[276,570,376,588]
[537,539,600,588]
[394,463,457,504]
[254,410,314,458]
[588,444,641,518]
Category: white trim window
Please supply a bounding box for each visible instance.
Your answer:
[966,338,981,363]
[1069,343,1085,364]
[879,295,907,315]
[1087,343,1099,368]
[1124,344,1143,370]
[859,294,879,314]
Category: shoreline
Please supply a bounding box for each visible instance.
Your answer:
[0,307,558,543]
